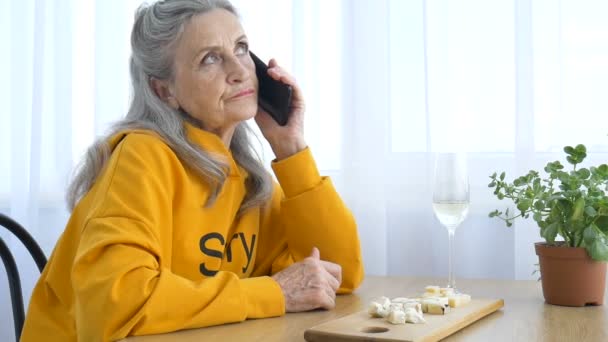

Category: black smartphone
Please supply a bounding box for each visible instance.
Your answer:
[250,51,292,126]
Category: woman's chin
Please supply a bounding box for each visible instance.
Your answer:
[229,105,258,122]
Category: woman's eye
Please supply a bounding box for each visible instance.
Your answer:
[202,53,220,65]
[235,42,249,56]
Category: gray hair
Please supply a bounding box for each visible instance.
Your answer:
[67,0,273,215]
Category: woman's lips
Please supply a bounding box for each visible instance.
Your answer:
[229,88,255,100]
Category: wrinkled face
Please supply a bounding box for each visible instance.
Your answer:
[169,9,257,134]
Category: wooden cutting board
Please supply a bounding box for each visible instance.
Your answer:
[304,298,504,342]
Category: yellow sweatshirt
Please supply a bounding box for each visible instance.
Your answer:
[21,123,364,341]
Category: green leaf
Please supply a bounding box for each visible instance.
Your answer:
[595,216,608,233]
[564,220,581,234]
[533,178,541,191]
[500,172,505,181]
[597,164,608,178]
[577,168,591,180]
[542,223,559,243]
[556,199,570,213]
[566,156,577,165]
[585,206,597,217]
[583,224,598,246]
[575,144,587,153]
[488,181,496,187]
[572,197,585,221]
[525,188,535,198]
[534,200,545,211]
[533,212,542,222]
[517,199,532,212]
[579,152,587,161]
[589,238,608,261]
[564,146,575,154]
[569,180,582,191]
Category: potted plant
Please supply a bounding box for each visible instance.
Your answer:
[488,144,608,306]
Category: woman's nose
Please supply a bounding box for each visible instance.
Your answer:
[226,56,249,84]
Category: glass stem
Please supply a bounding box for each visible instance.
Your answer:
[447,229,456,289]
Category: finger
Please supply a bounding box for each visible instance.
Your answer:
[322,268,340,292]
[309,247,320,260]
[323,285,336,306]
[318,287,336,310]
[266,63,305,104]
[319,260,342,285]
[267,65,297,87]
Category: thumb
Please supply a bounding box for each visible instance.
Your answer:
[309,247,320,260]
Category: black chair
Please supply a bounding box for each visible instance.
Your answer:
[0,213,47,341]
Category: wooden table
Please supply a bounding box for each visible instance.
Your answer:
[125,276,608,342]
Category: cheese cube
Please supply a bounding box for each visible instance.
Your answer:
[379,296,391,308]
[389,302,404,312]
[425,285,440,294]
[448,294,472,308]
[426,301,450,315]
[387,310,406,324]
[391,297,413,303]
[440,287,455,297]
[368,302,389,318]
[404,308,426,324]
[403,302,422,315]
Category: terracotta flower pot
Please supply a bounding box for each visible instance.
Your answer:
[535,242,607,307]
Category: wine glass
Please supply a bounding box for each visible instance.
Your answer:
[432,153,470,291]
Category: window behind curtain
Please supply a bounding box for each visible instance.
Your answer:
[389,0,608,154]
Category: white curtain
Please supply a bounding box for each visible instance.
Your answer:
[2,0,608,340]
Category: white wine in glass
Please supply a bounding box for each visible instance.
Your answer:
[432,153,470,291]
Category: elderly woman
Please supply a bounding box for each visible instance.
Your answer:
[21,0,363,341]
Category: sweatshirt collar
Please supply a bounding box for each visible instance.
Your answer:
[184,122,242,177]
[184,121,231,156]
[107,123,244,178]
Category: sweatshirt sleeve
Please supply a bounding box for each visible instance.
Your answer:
[251,147,364,293]
[70,134,284,341]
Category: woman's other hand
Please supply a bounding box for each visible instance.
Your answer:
[271,247,342,312]
[254,59,307,160]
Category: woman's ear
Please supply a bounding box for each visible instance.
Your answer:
[150,77,180,110]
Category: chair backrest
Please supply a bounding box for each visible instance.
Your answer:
[0,213,48,341]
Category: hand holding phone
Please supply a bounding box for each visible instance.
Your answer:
[250,52,293,126]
